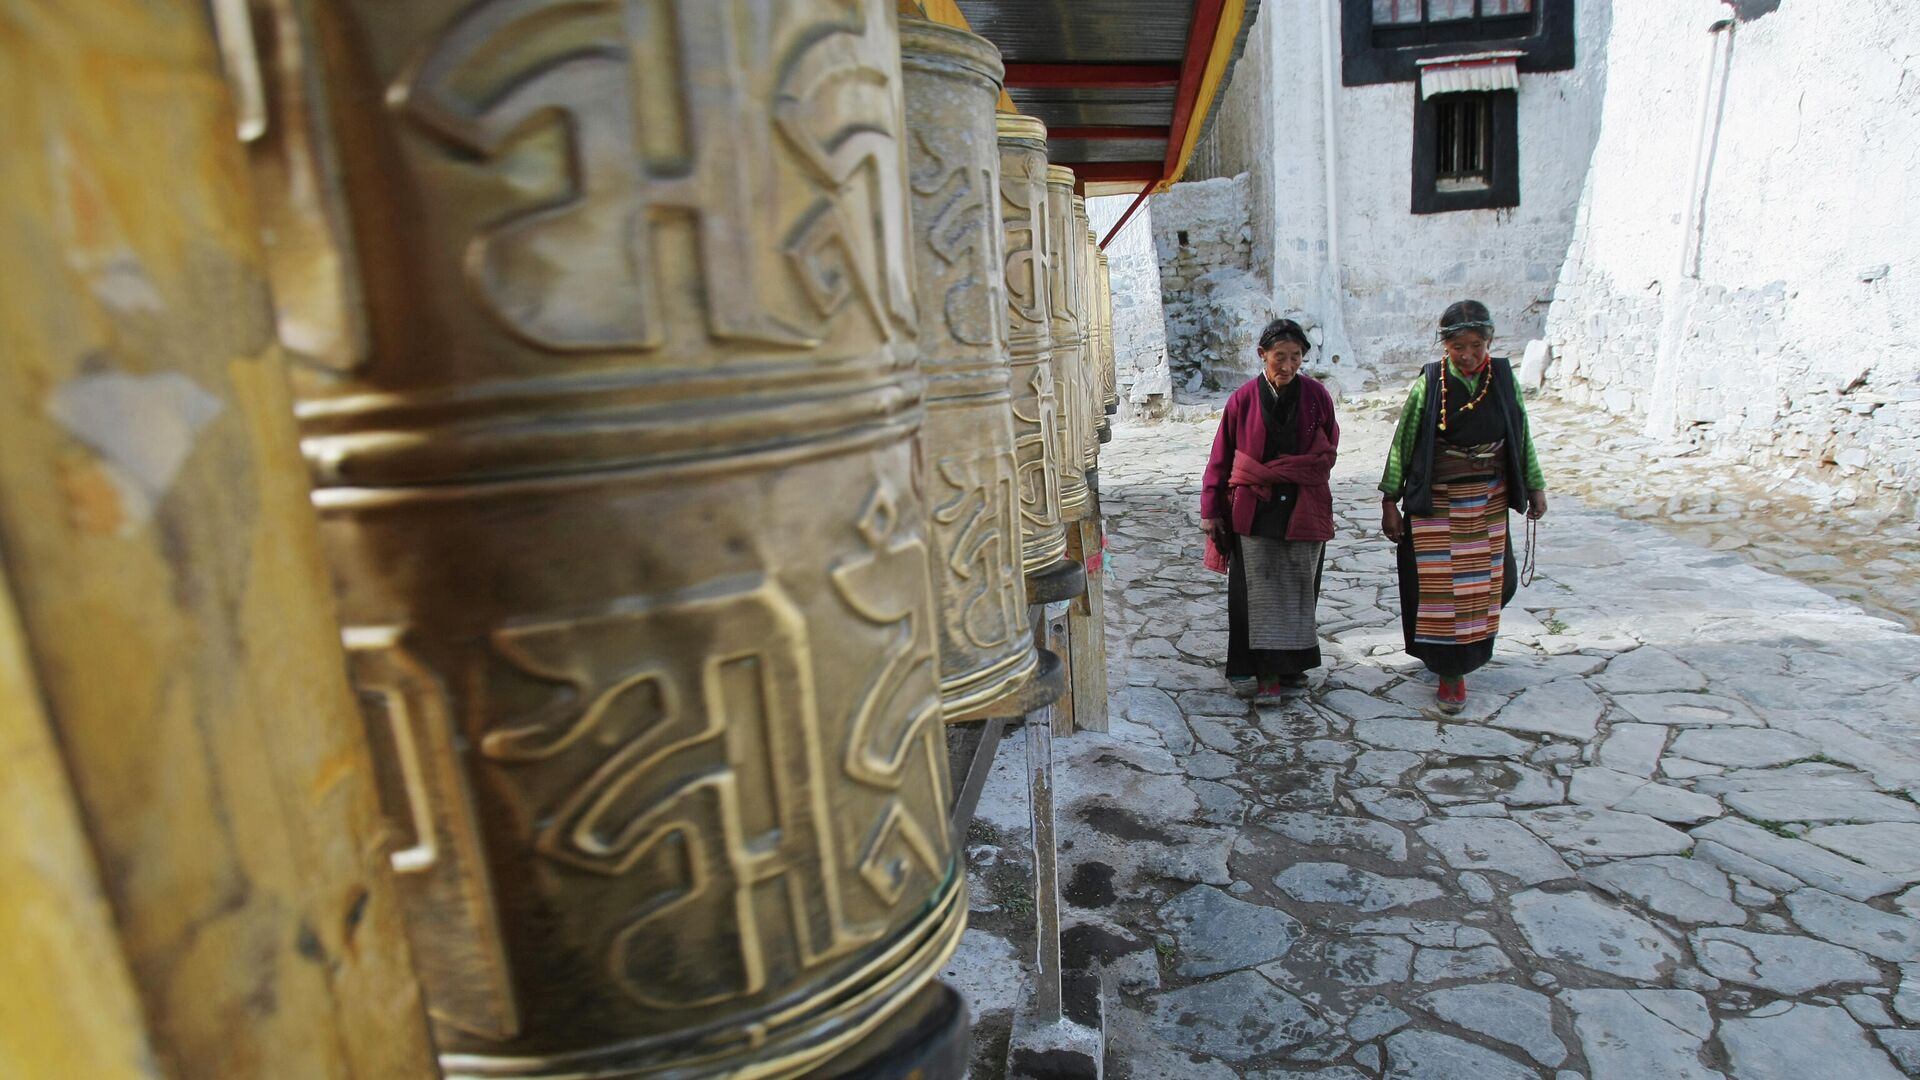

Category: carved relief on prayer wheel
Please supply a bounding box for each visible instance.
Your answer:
[1046,167,1093,520]
[287,1,961,1075]
[995,115,1072,577]
[900,19,1039,717]
[1097,250,1120,416]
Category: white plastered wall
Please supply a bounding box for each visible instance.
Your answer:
[1177,0,1609,389]
[1544,0,1920,511]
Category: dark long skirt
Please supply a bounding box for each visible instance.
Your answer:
[1226,539,1324,679]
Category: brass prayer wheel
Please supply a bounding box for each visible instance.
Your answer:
[1047,166,1094,520]
[1079,213,1110,453]
[1097,250,1120,417]
[996,116,1075,583]
[283,1,962,1075]
[900,19,1040,717]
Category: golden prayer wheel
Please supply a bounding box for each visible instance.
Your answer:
[1097,250,1120,419]
[996,116,1083,604]
[1075,199,1105,468]
[899,20,1042,717]
[1047,167,1094,521]
[278,1,963,1075]
[1081,215,1112,451]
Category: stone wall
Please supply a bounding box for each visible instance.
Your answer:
[1088,195,1173,415]
[1146,174,1274,395]
[1543,0,1920,514]
[1185,0,1609,390]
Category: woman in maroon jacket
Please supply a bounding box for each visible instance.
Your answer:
[1200,318,1341,698]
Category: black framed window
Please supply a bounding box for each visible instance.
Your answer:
[1412,90,1518,214]
[1344,0,1574,86]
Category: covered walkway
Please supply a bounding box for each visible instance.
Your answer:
[955,403,1920,1079]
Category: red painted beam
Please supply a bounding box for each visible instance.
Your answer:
[1063,162,1164,183]
[1003,63,1182,89]
[1100,187,1154,250]
[1162,0,1229,175]
[1047,125,1170,141]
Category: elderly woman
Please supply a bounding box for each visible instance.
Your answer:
[1379,300,1548,714]
[1201,318,1340,699]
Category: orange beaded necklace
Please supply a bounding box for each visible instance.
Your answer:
[1437,359,1492,433]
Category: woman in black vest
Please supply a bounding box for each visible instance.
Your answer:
[1378,301,1548,714]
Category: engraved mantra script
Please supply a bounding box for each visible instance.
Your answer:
[400,0,914,351]
[478,487,948,1010]
[932,450,1022,650]
[1000,156,1047,331]
[911,131,999,349]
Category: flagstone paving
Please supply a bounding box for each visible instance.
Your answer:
[949,408,1920,1079]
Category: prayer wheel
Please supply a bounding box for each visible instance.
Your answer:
[1097,250,1120,419]
[899,20,1041,717]
[1075,199,1105,468]
[281,1,963,1075]
[1047,167,1094,521]
[1081,214,1112,450]
[996,116,1083,602]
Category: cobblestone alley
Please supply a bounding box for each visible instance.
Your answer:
[950,403,1920,1080]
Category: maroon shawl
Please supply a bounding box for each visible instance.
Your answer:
[1201,374,1339,571]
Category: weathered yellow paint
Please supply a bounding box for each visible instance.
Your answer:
[0,569,160,1080]
[0,3,439,1077]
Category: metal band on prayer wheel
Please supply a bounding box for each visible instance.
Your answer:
[1046,167,1093,521]
[995,116,1074,580]
[900,20,1040,718]
[288,2,961,1075]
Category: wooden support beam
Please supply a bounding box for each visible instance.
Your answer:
[1164,0,1231,175]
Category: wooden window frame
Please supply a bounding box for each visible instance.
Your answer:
[1343,0,1575,86]
[1411,90,1519,214]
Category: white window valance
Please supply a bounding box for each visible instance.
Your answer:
[1416,51,1524,99]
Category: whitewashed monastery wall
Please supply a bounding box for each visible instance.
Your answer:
[1087,195,1172,415]
[1543,0,1920,512]
[1170,0,1608,389]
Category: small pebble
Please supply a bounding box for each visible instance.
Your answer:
[1675,969,1723,992]
[1459,872,1496,904]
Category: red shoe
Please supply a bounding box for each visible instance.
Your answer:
[1436,677,1466,715]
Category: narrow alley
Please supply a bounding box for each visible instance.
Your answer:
[953,403,1920,1080]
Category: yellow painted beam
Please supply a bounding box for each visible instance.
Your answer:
[1160,0,1246,190]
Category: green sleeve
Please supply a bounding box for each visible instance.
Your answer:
[1512,370,1546,492]
[1378,375,1427,498]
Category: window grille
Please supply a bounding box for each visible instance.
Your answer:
[1433,94,1491,191]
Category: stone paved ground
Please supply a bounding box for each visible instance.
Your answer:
[948,404,1920,1080]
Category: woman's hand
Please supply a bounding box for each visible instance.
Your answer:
[1200,517,1229,548]
[1381,499,1404,543]
[1527,491,1549,520]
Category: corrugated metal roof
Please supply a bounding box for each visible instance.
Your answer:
[952,0,1193,64]
[1006,86,1178,130]
[1044,136,1174,164]
[948,0,1252,196]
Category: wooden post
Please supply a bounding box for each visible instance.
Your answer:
[0,4,439,1077]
